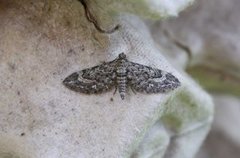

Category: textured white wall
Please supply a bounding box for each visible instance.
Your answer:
[0,0,215,158]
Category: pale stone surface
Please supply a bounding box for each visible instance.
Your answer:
[147,0,194,17]
[148,0,240,157]
[196,95,240,158]
[71,0,195,34]
[150,0,240,96]
[0,0,213,158]
[212,95,240,147]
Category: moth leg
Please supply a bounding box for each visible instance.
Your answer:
[113,85,118,95]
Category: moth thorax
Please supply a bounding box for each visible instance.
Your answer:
[117,61,127,75]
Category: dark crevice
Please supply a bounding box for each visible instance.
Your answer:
[78,0,120,34]
[163,29,192,60]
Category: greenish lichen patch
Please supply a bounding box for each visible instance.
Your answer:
[107,0,162,19]
[161,113,182,131]
[187,65,240,96]
[0,152,20,158]
[161,89,213,132]
[84,0,195,23]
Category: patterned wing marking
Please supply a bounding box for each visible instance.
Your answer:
[63,60,117,94]
[126,62,181,93]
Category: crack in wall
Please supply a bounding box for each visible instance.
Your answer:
[163,29,192,61]
[78,0,120,34]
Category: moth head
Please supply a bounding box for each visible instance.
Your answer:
[118,52,126,59]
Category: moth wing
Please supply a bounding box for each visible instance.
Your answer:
[63,60,117,94]
[126,62,180,93]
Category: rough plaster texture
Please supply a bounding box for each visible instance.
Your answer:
[212,95,240,147]
[196,95,240,158]
[0,0,213,158]
[148,0,240,157]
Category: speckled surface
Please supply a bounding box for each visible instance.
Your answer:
[0,1,213,158]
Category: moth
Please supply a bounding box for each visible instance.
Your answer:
[63,53,180,100]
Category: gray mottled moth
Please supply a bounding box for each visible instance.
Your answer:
[63,53,180,100]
